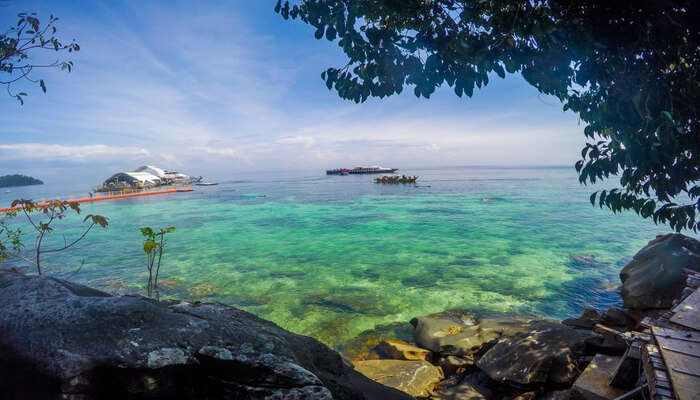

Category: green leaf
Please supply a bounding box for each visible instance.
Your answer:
[143,240,157,254]
[314,27,324,40]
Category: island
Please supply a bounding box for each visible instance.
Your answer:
[0,174,43,188]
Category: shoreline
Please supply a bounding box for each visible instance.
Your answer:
[0,233,697,399]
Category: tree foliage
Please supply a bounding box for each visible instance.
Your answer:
[1,13,79,104]
[0,174,43,188]
[11,199,108,275]
[0,211,22,266]
[276,0,699,231]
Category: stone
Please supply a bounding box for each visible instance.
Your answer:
[514,392,537,400]
[579,308,602,321]
[375,339,433,361]
[431,381,488,400]
[438,355,474,376]
[476,320,593,386]
[564,308,603,329]
[601,307,634,328]
[572,355,626,400]
[0,271,411,400]
[411,311,532,356]
[540,390,572,400]
[353,359,444,398]
[620,233,700,309]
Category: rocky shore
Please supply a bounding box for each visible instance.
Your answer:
[344,233,700,399]
[0,233,697,399]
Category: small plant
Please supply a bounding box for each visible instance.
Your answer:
[11,199,108,275]
[140,226,175,299]
[0,210,23,266]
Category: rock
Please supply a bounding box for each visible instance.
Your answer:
[569,255,605,269]
[431,381,488,400]
[353,359,443,398]
[579,308,603,321]
[540,390,572,400]
[476,320,593,386]
[601,307,634,328]
[514,392,536,400]
[339,321,415,361]
[0,271,411,400]
[375,339,433,361]
[438,355,474,376]
[562,308,603,330]
[411,311,532,356]
[572,354,626,400]
[620,233,700,309]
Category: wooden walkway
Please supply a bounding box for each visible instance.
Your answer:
[649,285,700,400]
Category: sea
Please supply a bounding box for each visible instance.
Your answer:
[0,166,685,352]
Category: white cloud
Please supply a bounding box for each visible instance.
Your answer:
[192,146,244,159]
[0,143,151,162]
[275,136,316,146]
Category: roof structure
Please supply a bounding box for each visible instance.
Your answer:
[133,165,166,178]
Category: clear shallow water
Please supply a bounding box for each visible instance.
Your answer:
[1,167,684,350]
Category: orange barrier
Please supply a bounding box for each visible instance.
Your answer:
[0,188,194,213]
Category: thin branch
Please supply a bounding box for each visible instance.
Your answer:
[40,223,95,254]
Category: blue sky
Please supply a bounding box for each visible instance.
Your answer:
[0,0,585,183]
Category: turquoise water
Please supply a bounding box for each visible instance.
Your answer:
[0,167,683,350]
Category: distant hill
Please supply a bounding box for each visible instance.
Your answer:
[0,174,44,188]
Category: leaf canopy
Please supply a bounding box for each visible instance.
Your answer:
[277,0,699,231]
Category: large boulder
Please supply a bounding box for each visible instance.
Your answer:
[475,320,592,386]
[620,234,700,309]
[0,271,412,400]
[410,311,532,356]
[353,360,443,398]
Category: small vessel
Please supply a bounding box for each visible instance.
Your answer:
[327,166,398,175]
[374,175,418,184]
[196,182,218,186]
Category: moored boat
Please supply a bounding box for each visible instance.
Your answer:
[327,166,398,175]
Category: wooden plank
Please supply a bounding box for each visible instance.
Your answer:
[654,330,700,343]
[652,326,700,400]
[671,287,700,331]
[643,343,676,399]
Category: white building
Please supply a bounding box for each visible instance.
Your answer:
[99,165,200,191]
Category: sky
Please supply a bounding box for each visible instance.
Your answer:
[0,0,586,184]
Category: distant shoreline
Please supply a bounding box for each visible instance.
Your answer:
[0,174,44,188]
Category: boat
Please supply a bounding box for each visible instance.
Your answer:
[195,182,218,186]
[327,166,398,175]
[374,175,418,184]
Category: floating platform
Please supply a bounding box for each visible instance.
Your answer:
[0,188,194,213]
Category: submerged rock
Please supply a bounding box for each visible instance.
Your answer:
[475,320,592,386]
[411,311,532,356]
[620,233,700,309]
[353,359,443,398]
[186,282,218,297]
[0,271,411,399]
